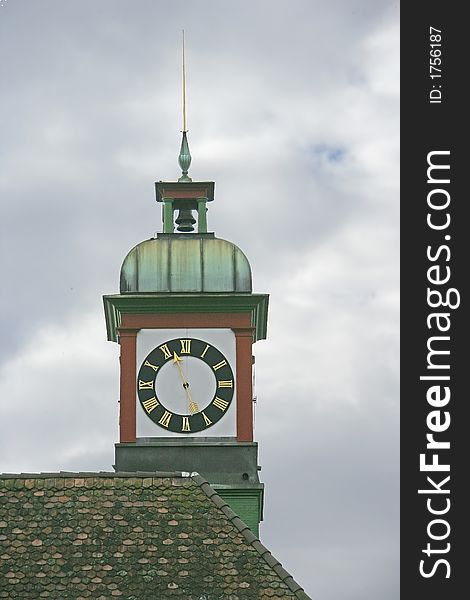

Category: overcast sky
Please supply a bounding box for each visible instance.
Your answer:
[0,2,399,599]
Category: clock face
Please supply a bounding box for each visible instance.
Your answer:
[137,337,235,434]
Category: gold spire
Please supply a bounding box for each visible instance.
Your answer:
[178,30,192,182]
[182,29,187,133]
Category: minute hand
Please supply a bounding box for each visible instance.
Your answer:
[173,352,199,414]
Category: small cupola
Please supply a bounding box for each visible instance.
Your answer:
[120,129,252,294]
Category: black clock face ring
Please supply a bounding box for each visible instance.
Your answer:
[137,337,234,434]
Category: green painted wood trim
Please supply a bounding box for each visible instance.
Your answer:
[103,293,269,343]
[216,488,263,536]
[197,197,208,233]
[155,181,215,202]
[162,199,174,233]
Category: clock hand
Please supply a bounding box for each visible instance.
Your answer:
[173,352,199,414]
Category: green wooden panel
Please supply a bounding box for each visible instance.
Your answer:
[217,488,263,536]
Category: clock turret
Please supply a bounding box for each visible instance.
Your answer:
[103,129,269,534]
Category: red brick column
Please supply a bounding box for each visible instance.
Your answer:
[118,328,138,442]
[234,327,254,442]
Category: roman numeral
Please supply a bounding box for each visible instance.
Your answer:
[142,397,159,413]
[202,411,212,426]
[181,417,191,432]
[212,359,227,371]
[180,339,191,354]
[144,360,159,372]
[213,397,229,411]
[217,380,233,388]
[138,380,154,390]
[200,344,210,358]
[159,344,172,360]
[158,410,172,428]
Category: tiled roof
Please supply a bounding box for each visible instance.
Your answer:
[0,471,311,599]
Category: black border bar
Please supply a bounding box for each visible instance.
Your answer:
[401,4,466,599]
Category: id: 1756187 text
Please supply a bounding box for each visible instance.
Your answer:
[429,26,442,104]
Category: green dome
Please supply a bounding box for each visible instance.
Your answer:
[120,235,252,293]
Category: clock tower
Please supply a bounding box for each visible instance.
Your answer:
[103,132,269,534]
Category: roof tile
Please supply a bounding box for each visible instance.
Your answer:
[0,472,311,599]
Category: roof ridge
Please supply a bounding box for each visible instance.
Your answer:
[191,472,313,600]
[0,470,195,479]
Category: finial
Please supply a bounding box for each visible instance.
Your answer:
[178,131,192,182]
[178,30,192,182]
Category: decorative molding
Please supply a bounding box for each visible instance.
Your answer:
[103,293,269,343]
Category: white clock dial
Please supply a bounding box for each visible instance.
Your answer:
[136,328,237,438]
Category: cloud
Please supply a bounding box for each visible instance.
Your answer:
[0,312,118,472]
